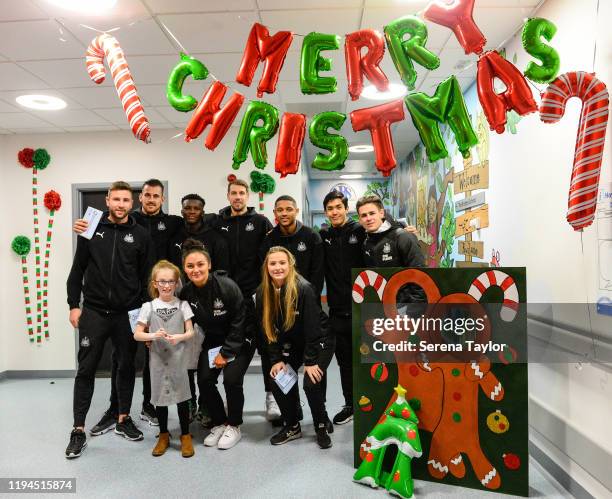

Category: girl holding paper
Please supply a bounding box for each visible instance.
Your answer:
[134,260,195,458]
[179,239,247,450]
[256,246,333,449]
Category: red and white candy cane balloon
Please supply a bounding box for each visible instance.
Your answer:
[467,270,519,322]
[352,270,387,303]
[539,71,609,230]
[86,34,150,143]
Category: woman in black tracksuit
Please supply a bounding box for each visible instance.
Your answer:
[179,239,248,450]
[255,245,333,449]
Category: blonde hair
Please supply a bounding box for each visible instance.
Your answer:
[260,246,299,343]
[148,260,181,298]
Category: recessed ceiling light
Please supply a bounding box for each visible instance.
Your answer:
[340,174,363,179]
[16,95,67,111]
[46,0,117,13]
[361,83,408,100]
[349,144,374,153]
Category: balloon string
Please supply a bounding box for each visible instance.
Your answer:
[579,230,598,361]
[591,0,600,72]
[156,18,189,54]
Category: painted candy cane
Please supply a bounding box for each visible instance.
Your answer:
[468,270,519,322]
[352,270,387,303]
[86,34,150,142]
[539,71,609,230]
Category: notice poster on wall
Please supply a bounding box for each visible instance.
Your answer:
[352,267,528,497]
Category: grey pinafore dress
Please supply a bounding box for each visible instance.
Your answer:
[149,304,191,406]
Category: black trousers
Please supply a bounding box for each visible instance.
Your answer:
[73,307,137,427]
[109,344,152,414]
[330,312,353,407]
[269,354,328,427]
[197,343,251,427]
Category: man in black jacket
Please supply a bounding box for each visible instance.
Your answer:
[167,194,229,273]
[259,195,324,296]
[357,195,426,304]
[319,191,365,426]
[65,181,154,459]
[214,179,279,422]
[73,179,183,432]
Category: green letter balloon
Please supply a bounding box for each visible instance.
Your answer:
[384,16,440,90]
[405,76,478,162]
[166,53,209,112]
[232,101,279,170]
[309,111,348,171]
[522,17,560,84]
[300,32,341,94]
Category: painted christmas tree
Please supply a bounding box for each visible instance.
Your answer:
[354,385,422,498]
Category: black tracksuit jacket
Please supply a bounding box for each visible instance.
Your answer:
[319,219,365,315]
[131,209,183,261]
[67,213,155,313]
[255,277,328,367]
[259,222,325,296]
[363,224,426,303]
[215,206,273,297]
[168,222,230,273]
[179,271,245,358]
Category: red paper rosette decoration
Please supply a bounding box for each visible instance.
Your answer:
[18,148,35,168]
[227,174,237,183]
[44,190,62,211]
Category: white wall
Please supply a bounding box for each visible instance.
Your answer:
[0,127,303,373]
[456,0,612,494]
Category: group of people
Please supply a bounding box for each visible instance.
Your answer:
[65,177,424,459]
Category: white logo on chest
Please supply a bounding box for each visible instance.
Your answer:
[221,226,229,232]
[348,234,358,244]
[383,242,391,254]
[95,231,104,239]
[157,221,166,231]
[297,242,307,252]
[214,298,224,309]
[245,222,254,232]
[324,238,331,245]
[124,233,134,243]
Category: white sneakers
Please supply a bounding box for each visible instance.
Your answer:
[218,425,241,450]
[204,424,241,450]
[204,425,225,447]
[265,392,282,421]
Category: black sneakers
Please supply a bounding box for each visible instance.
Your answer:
[140,404,159,426]
[114,416,144,441]
[270,423,302,445]
[316,423,332,449]
[90,410,117,436]
[65,428,87,459]
[332,405,354,425]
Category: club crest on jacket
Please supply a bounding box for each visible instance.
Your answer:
[124,233,134,243]
[297,242,307,252]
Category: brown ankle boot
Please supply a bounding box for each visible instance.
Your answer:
[180,434,194,458]
[152,432,170,456]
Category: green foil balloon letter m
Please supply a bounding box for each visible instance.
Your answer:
[232,101,280,170]
[309,111,348,171]
[167,53,210,112]
[384,16,440,91]
[300,32,341,94]
[405,76,478,162]
[522,17,560,84]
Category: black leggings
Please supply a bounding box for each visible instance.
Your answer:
[156,400,190,435]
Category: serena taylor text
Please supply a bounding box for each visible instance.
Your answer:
[370,315,506,354]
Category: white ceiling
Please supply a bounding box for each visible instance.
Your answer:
[0,0,543,176]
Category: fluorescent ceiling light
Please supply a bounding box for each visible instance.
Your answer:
[361,83,407,100]
[46,0,117,12]
[16,94,67,111]
[340,174,363,179]
[349,144,374,153]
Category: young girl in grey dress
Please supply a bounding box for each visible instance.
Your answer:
[134,260,195,458]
